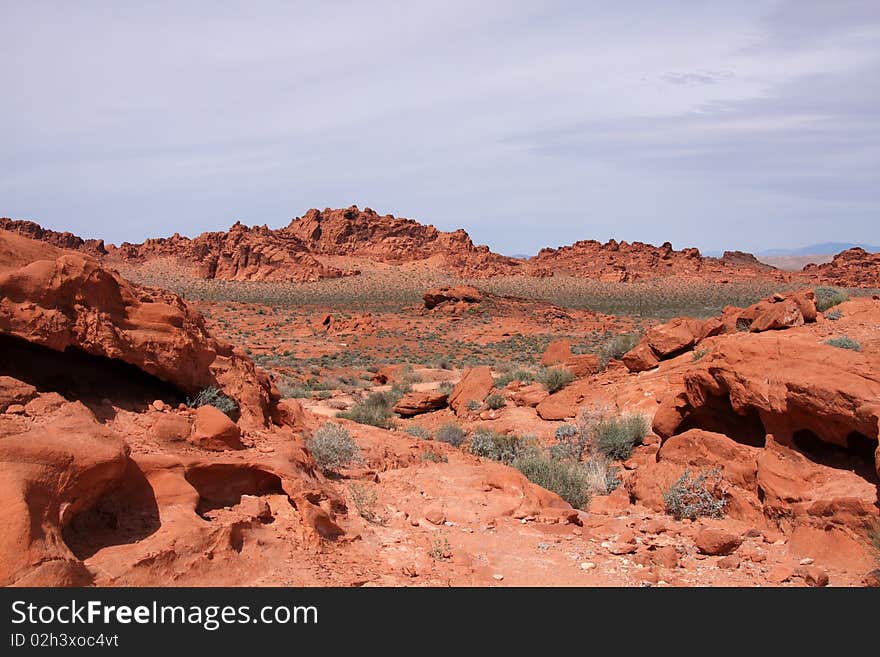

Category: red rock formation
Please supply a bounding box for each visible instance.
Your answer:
[527,239,787,282]
[448,367,495,416]
[285,206,522,278]
[803,247,880,288]
[0,217,107,256]
[0,230,274,428]
[393,391,448,417]
[423,285,483,310]
[623,290,817,373]
[107,221,354,282]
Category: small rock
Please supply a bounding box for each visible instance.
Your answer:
[239,495,272,521]
[492,574,504,581]
[4,404,26,415]
[796,565,829,587]
[717,555,741,570]
[799,557,814,565]
[152,399,166,412]
[580,562,596,570]
[864,569,880,587]
[424,508,446,525]
[694,526,743,556]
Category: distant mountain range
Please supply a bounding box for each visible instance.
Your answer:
[757,242,880,256]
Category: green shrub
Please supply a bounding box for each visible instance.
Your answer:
[815,286,848,312]
[421,449,448,463]
[825,309,843,321]
[338,391,396,428]
[599,332,641,366]
[348,483,381,523]
[438,381,455,394]
[468,430,529,464]
[583,455,620,496]
[494,368,535,387]
[186,386,237,416]
[513,452,591,509]
[663,468,727,520]
[824,336,861,351]
[436,423,466,447]
[692,348,710,362]
[404,425,432,439]
[537,366,575,393]
[467,399,481,411]
[485,392,506,410]
[307,422,361,473]
[549,424,587,462]
[593,414,648,460]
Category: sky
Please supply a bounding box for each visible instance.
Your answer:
[1,0,878,255]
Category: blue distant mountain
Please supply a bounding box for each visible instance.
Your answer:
[759,242,880,256]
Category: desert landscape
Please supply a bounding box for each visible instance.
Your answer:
[1,209,878,588]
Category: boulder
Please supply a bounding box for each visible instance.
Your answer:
[393,391,448,417]
[189,406,243,451]
[448,367,494,416]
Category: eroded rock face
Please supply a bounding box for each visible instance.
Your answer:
[448,367,495,416]
[622,290,818,373]
[0,230,275,429]
[0,217,107,256]
[803,247,880,288]
[108,221,354,283]
[526,239,786,282]
[423,285,483,310]
[393,391,449,417]
[285,206,522,278]
[631,318,880,551]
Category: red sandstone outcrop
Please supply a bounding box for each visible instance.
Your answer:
[526,239,788,282]
[803,247,880,288]
[0,230,274,428]
[285,206,522,278]
[393,391,449,417]
[0,217,107,256]
[448,367,495,416]
[108,221,354,282]
[423,285,483,310]
[623,290,818,372]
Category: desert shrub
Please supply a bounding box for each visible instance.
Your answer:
[868,523,880,562]
[485,392,506,410]
[307,422,361,473]
[593,414,648,460]
[405,425,432,439]
[398,364,422,385]
[186,386,237,416]
[513,452,591,509]
[435,422,466,447]
[583,455,620,496]
[429,536,451,560]
[549,424,587,462]
[735,317,752,332]
[692,348,710,362]
[537,366,575,393]
[599,332,641,366]
[391,381,413,396]
[825,336,861,351]
[815,286,848,312]
[468,430,529,464]
[467,399,481,411]
[276,379,310,398]
[421,449,448,463]
[338,391,396,428]
[494,368,535,387]
[348,483,381,523]
[438,381,455,394]
[663,468,727,520]
[825,309,843,321]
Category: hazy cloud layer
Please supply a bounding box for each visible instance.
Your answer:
[1,0,878,254]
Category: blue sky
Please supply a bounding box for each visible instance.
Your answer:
[1,1,878,254]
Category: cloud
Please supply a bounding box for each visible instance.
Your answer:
[0,0,877,253]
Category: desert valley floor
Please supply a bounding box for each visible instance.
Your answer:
[1,209,879,587]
